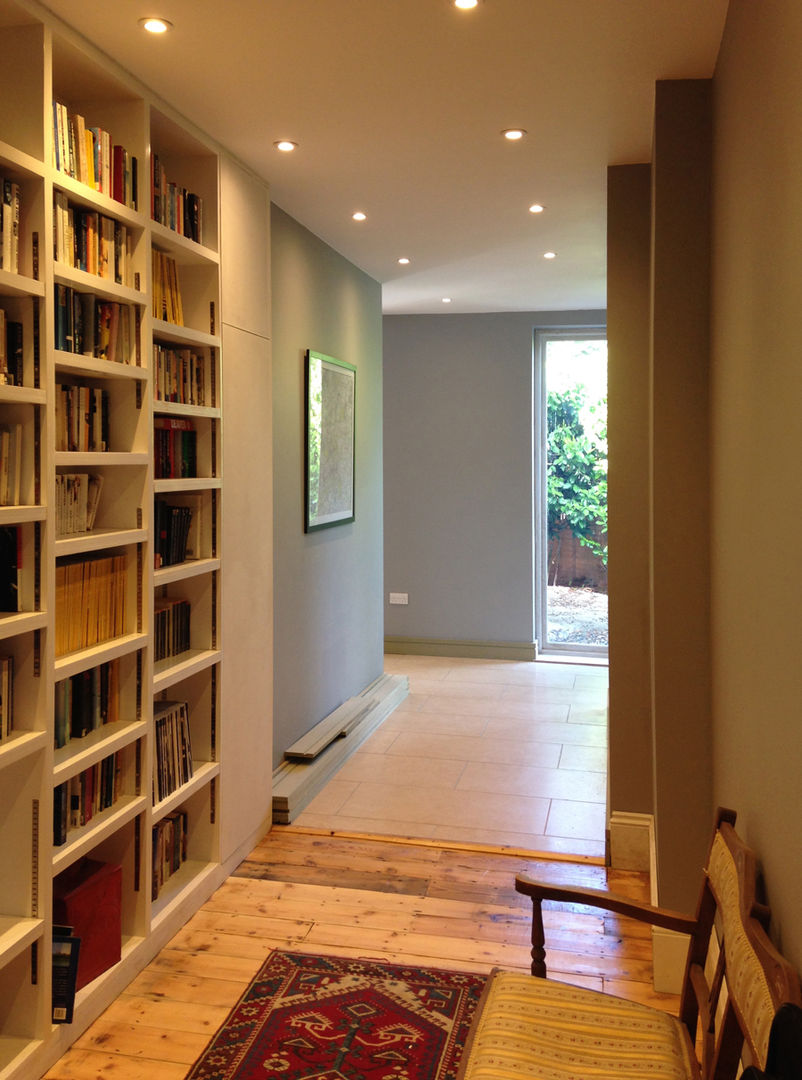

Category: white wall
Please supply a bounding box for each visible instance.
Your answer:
[271,207,385,768]
[383,311,604,653]
[710,0,802,969]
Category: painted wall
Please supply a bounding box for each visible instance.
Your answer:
[710,0,802,969]
[219,158,274,862]
[271,206,385,769]
[383,311,604,651]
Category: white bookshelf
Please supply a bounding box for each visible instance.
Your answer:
[0,2,231,1076]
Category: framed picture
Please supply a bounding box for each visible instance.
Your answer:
[305,350,356,532]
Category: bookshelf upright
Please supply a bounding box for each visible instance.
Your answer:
[0,3,231,1076]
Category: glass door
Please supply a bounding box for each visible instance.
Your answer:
[534,329,608,654]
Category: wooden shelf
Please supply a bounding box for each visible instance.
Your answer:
[0,611,47,643]
[55,527,148,557]
[154,557,220,586]
[0,916,43,971]
[53,719,148,785]
[53,264,145,306]
[0,730,47,773]
[54,353,148,382]
[0,269,45,299]
[153,477,221,494]
[54,632,148,680]
[0,505,46,526]
[52,794,148,875]
[153,648,221,692]
[152,760,220,823]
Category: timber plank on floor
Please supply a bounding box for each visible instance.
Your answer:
[45,829,679,1080]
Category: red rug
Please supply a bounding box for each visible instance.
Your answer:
[186,949,486,1079]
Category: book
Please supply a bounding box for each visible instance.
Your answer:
[0,525,21,612]
[152,700,193,803]
[154,497,196,567]
[154,415,196,478]
[151,809,189,900]
[0,655,13,741]
[51,926,81,1024]
[0,421,23,505]
[54,552,126,657]
[54,658,119,750]
[53,859,122,989]
[153,596,191,661]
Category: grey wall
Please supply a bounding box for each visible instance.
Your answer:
[383,311,604,649]
[710,0,802,969]
[271,206,384,768]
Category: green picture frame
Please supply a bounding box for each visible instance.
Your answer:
[304,350,356,532]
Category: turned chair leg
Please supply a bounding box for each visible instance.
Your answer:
[529,899,547,978]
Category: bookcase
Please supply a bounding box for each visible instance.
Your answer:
[0,3,239,1076]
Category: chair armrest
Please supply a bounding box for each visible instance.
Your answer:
[514,873,697,977]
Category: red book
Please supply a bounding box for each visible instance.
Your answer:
[52,858,121,990]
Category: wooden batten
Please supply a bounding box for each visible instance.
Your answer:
[272,674,409,823]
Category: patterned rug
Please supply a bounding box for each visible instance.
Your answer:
[186,950,486,1080]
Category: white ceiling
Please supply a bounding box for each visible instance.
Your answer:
[39,0,728,314]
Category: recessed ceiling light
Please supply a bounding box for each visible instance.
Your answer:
[139,17,172,33]
[543,251,557,259]
[352,211,367,222]
[529,203,545,214]
[274,140,297,152]
[442,297,452,303]
[398,257,410,265]
[502,128,527,141]
[454,0,479,8]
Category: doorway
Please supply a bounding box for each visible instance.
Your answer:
[534,329,608,656]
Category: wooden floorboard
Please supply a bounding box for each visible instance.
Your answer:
[44,828,681,1080]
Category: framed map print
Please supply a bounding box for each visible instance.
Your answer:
[304,350,356,532]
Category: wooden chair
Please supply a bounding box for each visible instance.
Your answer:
[458,809,802,1080]
[740,1002,802,1079]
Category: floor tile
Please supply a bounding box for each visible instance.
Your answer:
[456,762,606,803]
[300,779,360,815]
[546,799,607,841]
[558,744,607,772]
[386,731,562,769]
[482,717,607,747]
[335,751,466,789]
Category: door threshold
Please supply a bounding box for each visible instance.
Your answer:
[537,651,608,667]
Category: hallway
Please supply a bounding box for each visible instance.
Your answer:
[294,654,609,858]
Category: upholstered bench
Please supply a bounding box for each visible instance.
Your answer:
[458,809,802,1080]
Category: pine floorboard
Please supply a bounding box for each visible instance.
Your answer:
[44,827,681,1079]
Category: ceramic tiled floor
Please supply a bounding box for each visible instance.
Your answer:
[294,654,609,858]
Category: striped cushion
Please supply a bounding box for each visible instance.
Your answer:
[459,972,699,1080]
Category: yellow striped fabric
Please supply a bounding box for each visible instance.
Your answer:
[707,832,774,1067]
[459,973,698,1079]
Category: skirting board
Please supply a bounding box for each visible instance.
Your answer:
[384,636,536,662]
[272,673,409,824]
[608,810,652,872]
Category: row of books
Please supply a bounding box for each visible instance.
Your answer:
[56,383,110,453]
[54,286,135,363]
[52,102,138,210]
[153,343,207,406]
[152,808,188,900]
[55,473,103,536]
[0,307,24,386]
[1,178,21,274]
[151,154,202,243]
[154,416,197,478]
[53,751,122,845]
[53,192,135,287]
[0,526,21,613]
[154,498,196,568]
[55,553,126,657]
[0,422,22,506]
[0,655,12,741]
[54,658,121,750]
[152,249,184,326]
[153,596,190,662]
[153,699,194,803]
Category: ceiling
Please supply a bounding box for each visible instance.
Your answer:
[39,0,729,314]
